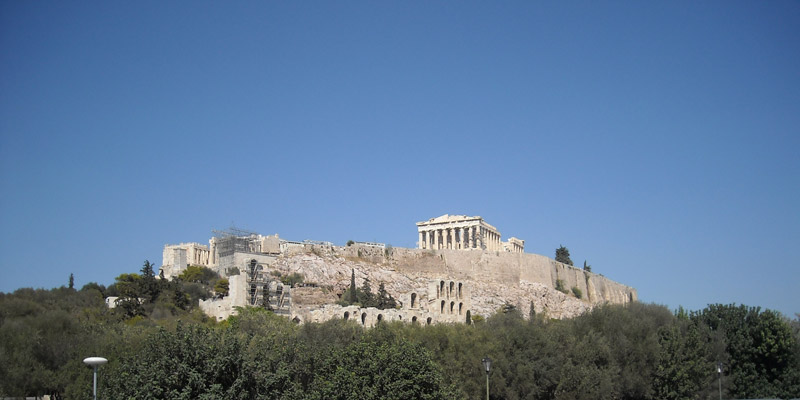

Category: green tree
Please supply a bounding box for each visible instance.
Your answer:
[178,265,218,285]
[653,318,714,400]
[113,273,144,318]
[139,260,158,302]
[376,282,397,309]
[68,273,74,289]
[349,268,357,303]
[358,279,376,308]
[555,245,573,265]
[692,304,800,399]
[309,333,455,399]
[213,278,229,297]
[280,272,304,287]
[583,260,591,272]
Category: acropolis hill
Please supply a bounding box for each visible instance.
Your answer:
[160,215,638,325]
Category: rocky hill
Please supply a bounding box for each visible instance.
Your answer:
[268,244,636,320]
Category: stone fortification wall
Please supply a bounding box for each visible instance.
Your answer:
[279,245,635,320]
[198,242,636,322]
[371,248,637,306]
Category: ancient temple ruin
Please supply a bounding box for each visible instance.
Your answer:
[416,214,524,253]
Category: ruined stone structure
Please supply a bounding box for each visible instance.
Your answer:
[417,214,524,253]
[160,227,283,279]
[163,219,637,324]
[295,278,473,327]
[199,257,291,321]
[161,242,212,279]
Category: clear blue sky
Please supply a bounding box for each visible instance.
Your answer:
[1,1,798,317]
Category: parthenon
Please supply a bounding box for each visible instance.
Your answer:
[416,214,524,253]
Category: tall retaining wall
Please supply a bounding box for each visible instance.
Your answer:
[336,245,637,306]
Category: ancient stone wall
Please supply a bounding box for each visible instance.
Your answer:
[195,240,636,323]
[382,248,637,305]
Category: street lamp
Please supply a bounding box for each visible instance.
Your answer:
[481,357,492,400]
[83,357,107,400]
[717,362,723,400]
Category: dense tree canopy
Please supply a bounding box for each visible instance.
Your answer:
[1,265,799,399]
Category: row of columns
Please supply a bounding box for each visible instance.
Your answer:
[418,225,502,251]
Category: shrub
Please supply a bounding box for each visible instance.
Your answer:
[571,287,583,299]
[280,272,304,288]
[555,279,568,293]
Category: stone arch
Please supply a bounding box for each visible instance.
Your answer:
[426,317,432,325]
[292,316,301,324]
[629,292,634,303]
[439,281,445,298]
[343,311,350,321]
[377,314,383,323]
[458,282,462,298]
[361,312,367,325]
[412,316,418,324]
[458,302,463,315]
[398,315,402,320]
[440,300,445,313]
[466,310,471,325]
[411,293,417,308]
[450,301,455,314]
[449,281,454,298]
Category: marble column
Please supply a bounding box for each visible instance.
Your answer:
[470,226,476,248]
[419,231,424,249]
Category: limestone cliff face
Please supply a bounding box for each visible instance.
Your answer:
[270,245,637,320]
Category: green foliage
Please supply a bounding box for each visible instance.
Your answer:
[376,282,397,309]
[213,278,229,297]
[346,240,355,247]
[583,260,592,272]
[68,273,74,289]
[357,279,376,307]
[556,245,573,265]
[3,278,799,400]
[80,281,106,297]
[337,271,397,310]
[653,317,714,400]
[178,265,218,285]
[571,286,583,299]
[691,304,800,399]
[280,272,305,287]
[555,279,568,293]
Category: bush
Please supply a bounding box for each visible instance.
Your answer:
[280,272,304,288]
[555,279,568,293]
[572,287,583,299]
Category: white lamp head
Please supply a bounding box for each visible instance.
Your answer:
[83,357,108,367]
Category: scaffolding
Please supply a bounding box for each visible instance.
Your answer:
[213,226,260,259]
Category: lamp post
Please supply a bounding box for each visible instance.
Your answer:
[481,357,492,400]
[717,362,723,400]
[83,357,107,400]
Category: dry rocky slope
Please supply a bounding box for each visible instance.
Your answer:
[272,245,637,320]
